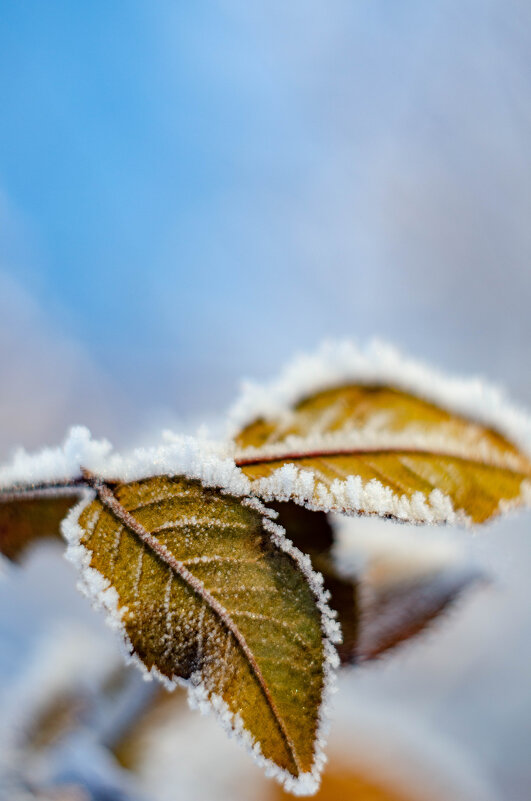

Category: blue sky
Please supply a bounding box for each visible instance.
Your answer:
[1,1,531,446]
[1,2,344,405]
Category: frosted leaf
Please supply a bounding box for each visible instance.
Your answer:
[332,516,484,662]
[62,473,340,795]
[0,487,85,563]
[231,341,531,524]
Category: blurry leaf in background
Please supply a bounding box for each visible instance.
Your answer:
[0,487,83,562]
[71,475,336,789]
[236,384,531,524]
[272,502,483,666]
[354,547,485,663]
[25,690,86,753]
[0,623,137,801]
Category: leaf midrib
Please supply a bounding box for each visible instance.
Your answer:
[235,446,531,476]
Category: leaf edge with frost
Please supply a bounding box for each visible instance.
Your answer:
[229,340,531,525]
[60,440,341,797]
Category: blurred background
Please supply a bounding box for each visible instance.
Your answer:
[1,2,530,800]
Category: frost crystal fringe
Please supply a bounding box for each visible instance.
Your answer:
[229,339,531,459]
[0,426,112,490]
[0,426,246,494]
[249,464,464,525]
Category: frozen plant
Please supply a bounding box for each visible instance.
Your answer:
[1,340,530,796]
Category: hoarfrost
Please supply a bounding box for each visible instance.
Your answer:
[0,426,111,489]
[0,426,247,496]
[250,464,468,525]
[229,339,531,458]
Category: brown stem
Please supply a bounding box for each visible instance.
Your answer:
[0,476,88,502]
[234,446,531,476]
[234,446,433,467]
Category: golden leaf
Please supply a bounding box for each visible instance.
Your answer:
[235,385,531,524]
[0,486,83,562]
[65,474,338,793]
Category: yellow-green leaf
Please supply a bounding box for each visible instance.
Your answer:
[0,486,83,562]
[235,384,531,525]
[64,474,339,794]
